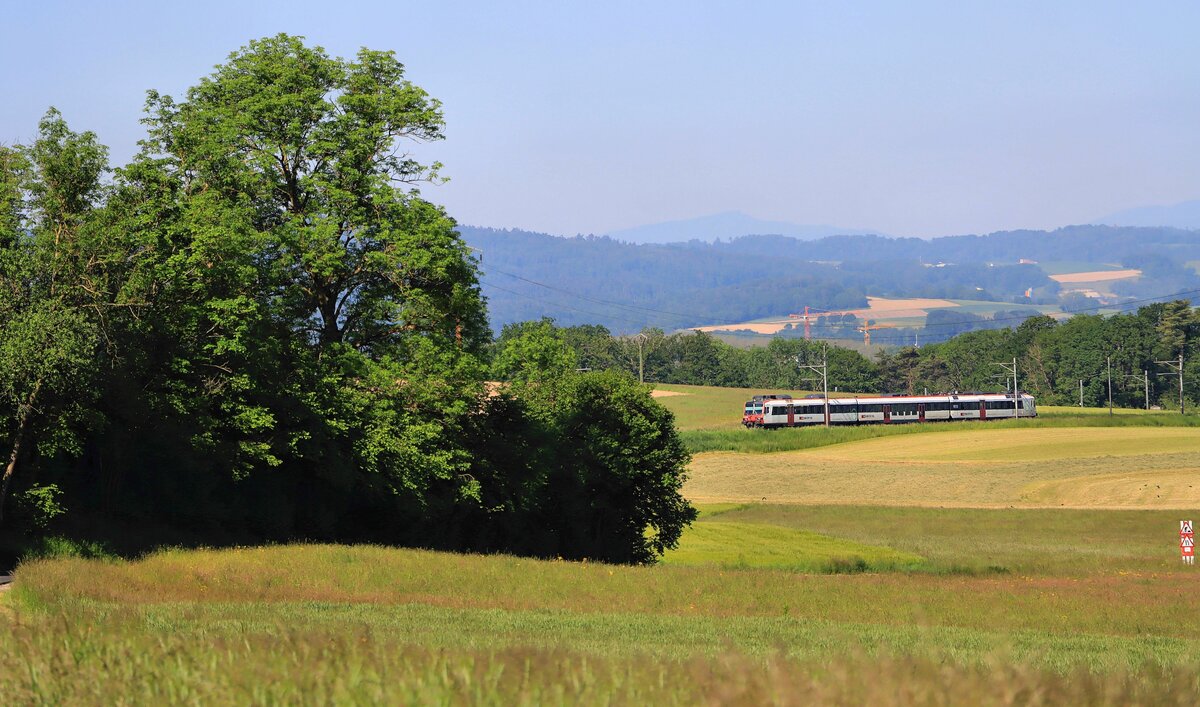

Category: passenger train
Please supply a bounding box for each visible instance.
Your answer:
[742,392,1036,428]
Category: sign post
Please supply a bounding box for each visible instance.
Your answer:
[1182,520,1194,566]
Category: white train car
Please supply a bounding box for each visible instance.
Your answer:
[754,393,1036,428]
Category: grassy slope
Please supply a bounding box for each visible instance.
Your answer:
[692,504,1195,575]
[11,544,1200,657]
[4,540,1199,702]
[5,383,1199,701]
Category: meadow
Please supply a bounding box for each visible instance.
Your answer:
[3,381,1198,704]
[653,382,1197,455]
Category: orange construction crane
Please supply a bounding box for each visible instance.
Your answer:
[788,305,816,340]
[858,321,895,346]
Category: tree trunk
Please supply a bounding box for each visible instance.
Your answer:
[0,416,28,525]
[0,381,40,524]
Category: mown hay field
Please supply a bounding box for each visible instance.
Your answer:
[685,427,1200,508]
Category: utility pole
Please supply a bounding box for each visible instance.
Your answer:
[1156,354,1186,415]
[633,332,648,384]
[993,357,1019,416]
[1107,356,1113,417]
[1079,379,1084,408]
[797,344,830,427]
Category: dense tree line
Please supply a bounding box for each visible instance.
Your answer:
[0,35,694,564]
[503,301,1200,410]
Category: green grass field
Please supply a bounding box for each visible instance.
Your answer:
[4,382,1198,703]
[1036,261,1124,276]
[5,531,1199,703]
[652,383,1196,457]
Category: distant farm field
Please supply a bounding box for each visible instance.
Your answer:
[1050,268,1141,284]
[693,296,1064,336]
[1036,260,1125,276]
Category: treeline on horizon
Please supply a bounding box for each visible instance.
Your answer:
[498,299,1200,410]
[463,225,1200,333]
[0,35,695,565]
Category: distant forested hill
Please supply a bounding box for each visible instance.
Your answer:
[698,225,1200,264]
[461,225,1200,334]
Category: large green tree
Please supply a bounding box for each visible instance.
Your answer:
[0,112,109,523]
[105,34,490,537]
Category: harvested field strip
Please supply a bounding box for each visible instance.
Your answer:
[802,427,1200,462]
[684,432,1200,508]
[1050,269,1141,284]
[1019,469,1200,507]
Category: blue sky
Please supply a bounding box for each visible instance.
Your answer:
[4,1,1199,237]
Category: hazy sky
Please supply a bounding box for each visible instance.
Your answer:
[5,1,1199,237]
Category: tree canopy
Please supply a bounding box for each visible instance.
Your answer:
[0,35,697,565]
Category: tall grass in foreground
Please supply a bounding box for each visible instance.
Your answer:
[13,546,1200,655]
[0,615,1196,705]
[682,414,1200,454]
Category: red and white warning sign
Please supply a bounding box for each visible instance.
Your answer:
[1182,520,1195,565]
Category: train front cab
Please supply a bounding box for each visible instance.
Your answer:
[742,401,764,427]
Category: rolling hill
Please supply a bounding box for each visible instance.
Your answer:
[462,224,1200,334]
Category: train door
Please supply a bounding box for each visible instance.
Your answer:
[979,400,987,420]
[918,403,925,422]
[883,404,891,423]
[787,405,795,427]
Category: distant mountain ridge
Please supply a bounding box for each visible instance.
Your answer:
[1099,200,1200,230]
[604,210,885,244]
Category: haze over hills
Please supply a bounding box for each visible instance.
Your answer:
[604,210,886,244]
[1098,200,1200,230]
[463,224,1200,336]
